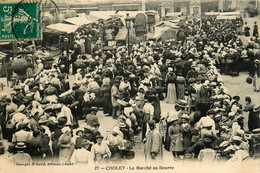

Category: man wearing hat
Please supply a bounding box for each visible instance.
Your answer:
[144,120,163,162]
[8,142,32,165]
[111,79,120,119]
[92,122,101,143]
[186,64,198,83]
[197,80,211,116]
[181,114,192,150]
[13,86,25,105]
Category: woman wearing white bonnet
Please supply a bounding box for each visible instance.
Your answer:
[58,127,74,163]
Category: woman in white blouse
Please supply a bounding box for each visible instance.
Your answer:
[71,139,93,164]
[91,135,111,163]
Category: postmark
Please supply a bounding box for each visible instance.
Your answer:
[0,0,42,41]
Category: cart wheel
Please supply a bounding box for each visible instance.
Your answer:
[26,67,33,78]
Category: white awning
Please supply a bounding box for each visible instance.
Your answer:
[115,28,127,41]
[45,23,78,34]
[166,12,182,17]
[219,11,240,16]
[217,16,237,20]
[64,17,95,26]
[89,11,115,20]
[111,3,140,7]
[204,12,220,16]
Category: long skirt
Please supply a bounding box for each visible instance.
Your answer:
[253,74,260,91]
[165,83,177,104]
[59,145,74,163]
[170,134,184,152]
[164,122,172,151]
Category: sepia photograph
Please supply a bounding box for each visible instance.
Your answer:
[0,0,259,172]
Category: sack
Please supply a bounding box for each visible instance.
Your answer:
[246,76,253,84]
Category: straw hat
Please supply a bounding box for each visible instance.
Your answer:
[176,100,188,107]
[181,114,190,120]
[61,127,71,133]
[118,122,126,128]
[95,135,104,140]
[167,116,178,122]
[38,115,50,124]
[15,142,27,149]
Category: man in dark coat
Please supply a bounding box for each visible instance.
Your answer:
[27,131,43,160]
[186,65,198,83]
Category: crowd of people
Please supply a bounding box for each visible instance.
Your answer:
[0,14,260,166]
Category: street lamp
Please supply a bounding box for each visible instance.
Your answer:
[125,13,131,56]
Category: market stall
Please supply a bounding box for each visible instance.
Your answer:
[43,23,79,47]
[45,23,79,34]
[115,28,128,45]
[147,26,178,43]
[64,17,95,27]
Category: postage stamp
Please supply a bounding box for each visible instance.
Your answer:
[0,0,41,41]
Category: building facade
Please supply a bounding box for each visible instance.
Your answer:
[53,0,259,17]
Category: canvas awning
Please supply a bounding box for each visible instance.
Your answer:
[166,12,182,17]
[0,52,7,59]
[89,11,115,20]
[217,16,237,20]
[115,28,127,41]
[45,23,78,34]
[204,12,220,16]
[219,11,240,16]
[155,21,179,29]
[64,17,95,26]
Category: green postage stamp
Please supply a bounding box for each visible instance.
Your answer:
[0,0,41,41]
